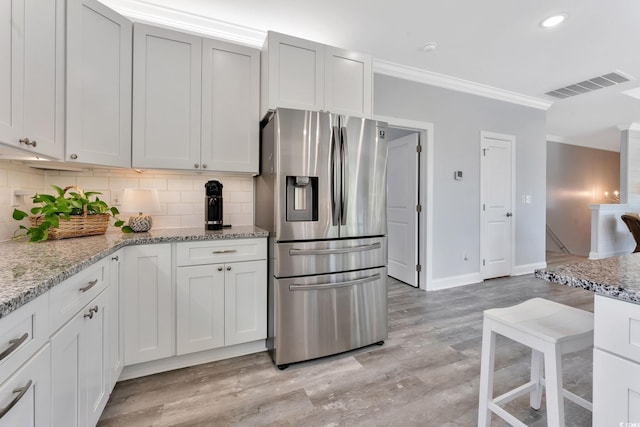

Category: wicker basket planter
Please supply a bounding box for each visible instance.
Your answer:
[30,213,110,240]
[13,185,129,242]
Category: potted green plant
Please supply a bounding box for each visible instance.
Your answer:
[13,185,132,242]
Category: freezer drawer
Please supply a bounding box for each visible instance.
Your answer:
[271,267,387,366]
[273,236,387,278]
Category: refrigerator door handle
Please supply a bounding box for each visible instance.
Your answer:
[340,126,348,226]
[331,126,341,226]
[288,242,382,256]
[288,273,381,291]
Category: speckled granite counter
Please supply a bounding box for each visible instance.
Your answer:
[535,253,640,304]
[0,226,268,318]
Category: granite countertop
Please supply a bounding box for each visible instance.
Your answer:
[0,226,269,318]
[535,254,640,304]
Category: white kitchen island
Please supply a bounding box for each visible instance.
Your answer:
[536,255,640,425]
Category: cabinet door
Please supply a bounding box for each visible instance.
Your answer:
[132,24,201,170]
[176,265,225,355]
[66,0,132,167]
[0,344,50,427]
[107,251,123,391]
[324,46,372,118]
[123,244,174,365]
[0,0,64,159]
[0,0,24,146]
[263,32,324,116]
[594,348,640,425]
[50,291,109,427]
[224,260,267,346]
[201,39,259,174]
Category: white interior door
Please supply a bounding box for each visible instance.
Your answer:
[387,132,419,286]
[480,132,515,279]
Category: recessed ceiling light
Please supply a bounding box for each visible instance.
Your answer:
[541,14,567,28]
[422,42,437,52]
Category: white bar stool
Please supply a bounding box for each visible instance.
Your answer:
[478,298,593,427]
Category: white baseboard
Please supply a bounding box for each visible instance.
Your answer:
[428,272,483,291]
[119,340,267,381]
[589,249,630,260]
[512,262,547,276]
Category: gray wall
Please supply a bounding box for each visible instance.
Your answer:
[546,141,620,256]
[374,74,547,280]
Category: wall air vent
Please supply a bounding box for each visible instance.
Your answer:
[545,71,634,99]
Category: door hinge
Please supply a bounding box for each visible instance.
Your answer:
[416,204,422,213]
[416,264,422,272]
[483,204,485,211]
[483,259,486,266]
[416,145,422,153]
[482,148,489,156]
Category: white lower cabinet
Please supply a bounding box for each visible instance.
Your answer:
[50,290,109,427]
[176,259,267,355]
[0,344,50,427]
[123,244,174,365]
[593,295,640,424]
[107,251,124,391]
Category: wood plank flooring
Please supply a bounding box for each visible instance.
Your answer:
[99,265,594,426]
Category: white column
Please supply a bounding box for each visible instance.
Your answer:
[619,124,640,205]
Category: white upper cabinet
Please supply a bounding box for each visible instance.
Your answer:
[132,24,202,170]
[132,24,259,173]
[0,0,65,159]
[261,31,373,119]
[201,39,259,173]
[262,32,325,114]
[66,0,132,168]
[324,46,372,117]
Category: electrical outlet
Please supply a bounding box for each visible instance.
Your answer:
[111,190,122,206]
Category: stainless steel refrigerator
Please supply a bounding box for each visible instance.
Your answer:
[255,108,388,369]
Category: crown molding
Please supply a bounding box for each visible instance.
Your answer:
[373,59,552,111]
[100,0,266,47]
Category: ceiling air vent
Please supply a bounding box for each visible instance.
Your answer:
[545,71,634,99]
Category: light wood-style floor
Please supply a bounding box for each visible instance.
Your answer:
[99,259,593,426]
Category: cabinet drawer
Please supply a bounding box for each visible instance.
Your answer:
[176,239,266,266]
[0,296,48,385]
[0,344,50,427]
[594,295,640,363]
[49,258,108,334]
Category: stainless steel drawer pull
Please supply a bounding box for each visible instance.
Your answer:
[289,242,382,256]
[289,273,381,291]
[213,249,237,254]
[0,379,32,419]
[0,333,29,361]
[79,279,98,293]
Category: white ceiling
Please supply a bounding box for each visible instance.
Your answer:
[102,0,640,152]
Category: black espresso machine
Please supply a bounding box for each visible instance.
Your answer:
[205,180,223,230]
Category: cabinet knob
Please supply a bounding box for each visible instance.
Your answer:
[112,255,119,261]
[202,164,207,169]
[194,163,200,169]
[226,266,231,271]
[70,154,78,160]
[217,266,223,271]
[19,138,37,147]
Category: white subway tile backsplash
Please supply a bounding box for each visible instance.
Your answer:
[229,191,253,203]
[0,160,255,241]
[168,178,193,191]
[167,203,193,215]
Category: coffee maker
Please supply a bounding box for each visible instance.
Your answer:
[205,180,223,230]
